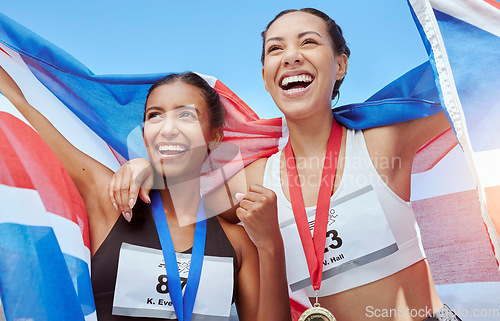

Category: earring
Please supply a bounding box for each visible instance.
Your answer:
[208,140,221,151]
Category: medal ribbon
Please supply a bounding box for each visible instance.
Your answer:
[151,191,206,321]
[284,121,342,290]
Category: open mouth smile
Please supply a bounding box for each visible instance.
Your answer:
[157,143,189,156]
[279,73,314,92]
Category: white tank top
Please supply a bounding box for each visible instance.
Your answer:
[263,129,426,297]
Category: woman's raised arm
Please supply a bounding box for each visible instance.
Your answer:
[392,110,451,159]
[0,66,119,252]
[109,156,268,223]
[221,185,291,321]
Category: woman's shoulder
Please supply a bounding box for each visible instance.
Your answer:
[216,217,254,267]
[362,126,401,158]
[217,217,249,244]
[243,157,269,185]
[362,110,450,158]
[223,157,268,195]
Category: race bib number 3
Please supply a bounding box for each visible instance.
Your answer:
[113,243,233,320]
[281,185,398,292]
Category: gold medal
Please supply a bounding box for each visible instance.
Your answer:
[298,303,336,321]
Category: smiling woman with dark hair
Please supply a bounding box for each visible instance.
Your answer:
[0,66,291,321]
[108,6,468,320]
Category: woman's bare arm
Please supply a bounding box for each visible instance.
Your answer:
[221,186,291,321]
[395,110,451,158]
[0,66,119,253]
[363,110,451,201]
[109,156,268,223]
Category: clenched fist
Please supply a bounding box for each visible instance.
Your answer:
[235,184,283,251]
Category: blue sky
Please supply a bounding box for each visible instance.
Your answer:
[1,0,428,119]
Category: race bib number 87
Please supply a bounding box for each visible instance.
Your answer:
[113,243,233,320]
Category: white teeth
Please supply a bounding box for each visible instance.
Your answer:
[281,74,313,87]
[158,145,186,152]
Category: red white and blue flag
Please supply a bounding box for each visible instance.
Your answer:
[0,0,499,320]
[0,112,95,321]
[407,0,500,318]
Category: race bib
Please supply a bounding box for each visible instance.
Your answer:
[113,243,233,320]
[280,185,398,292]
